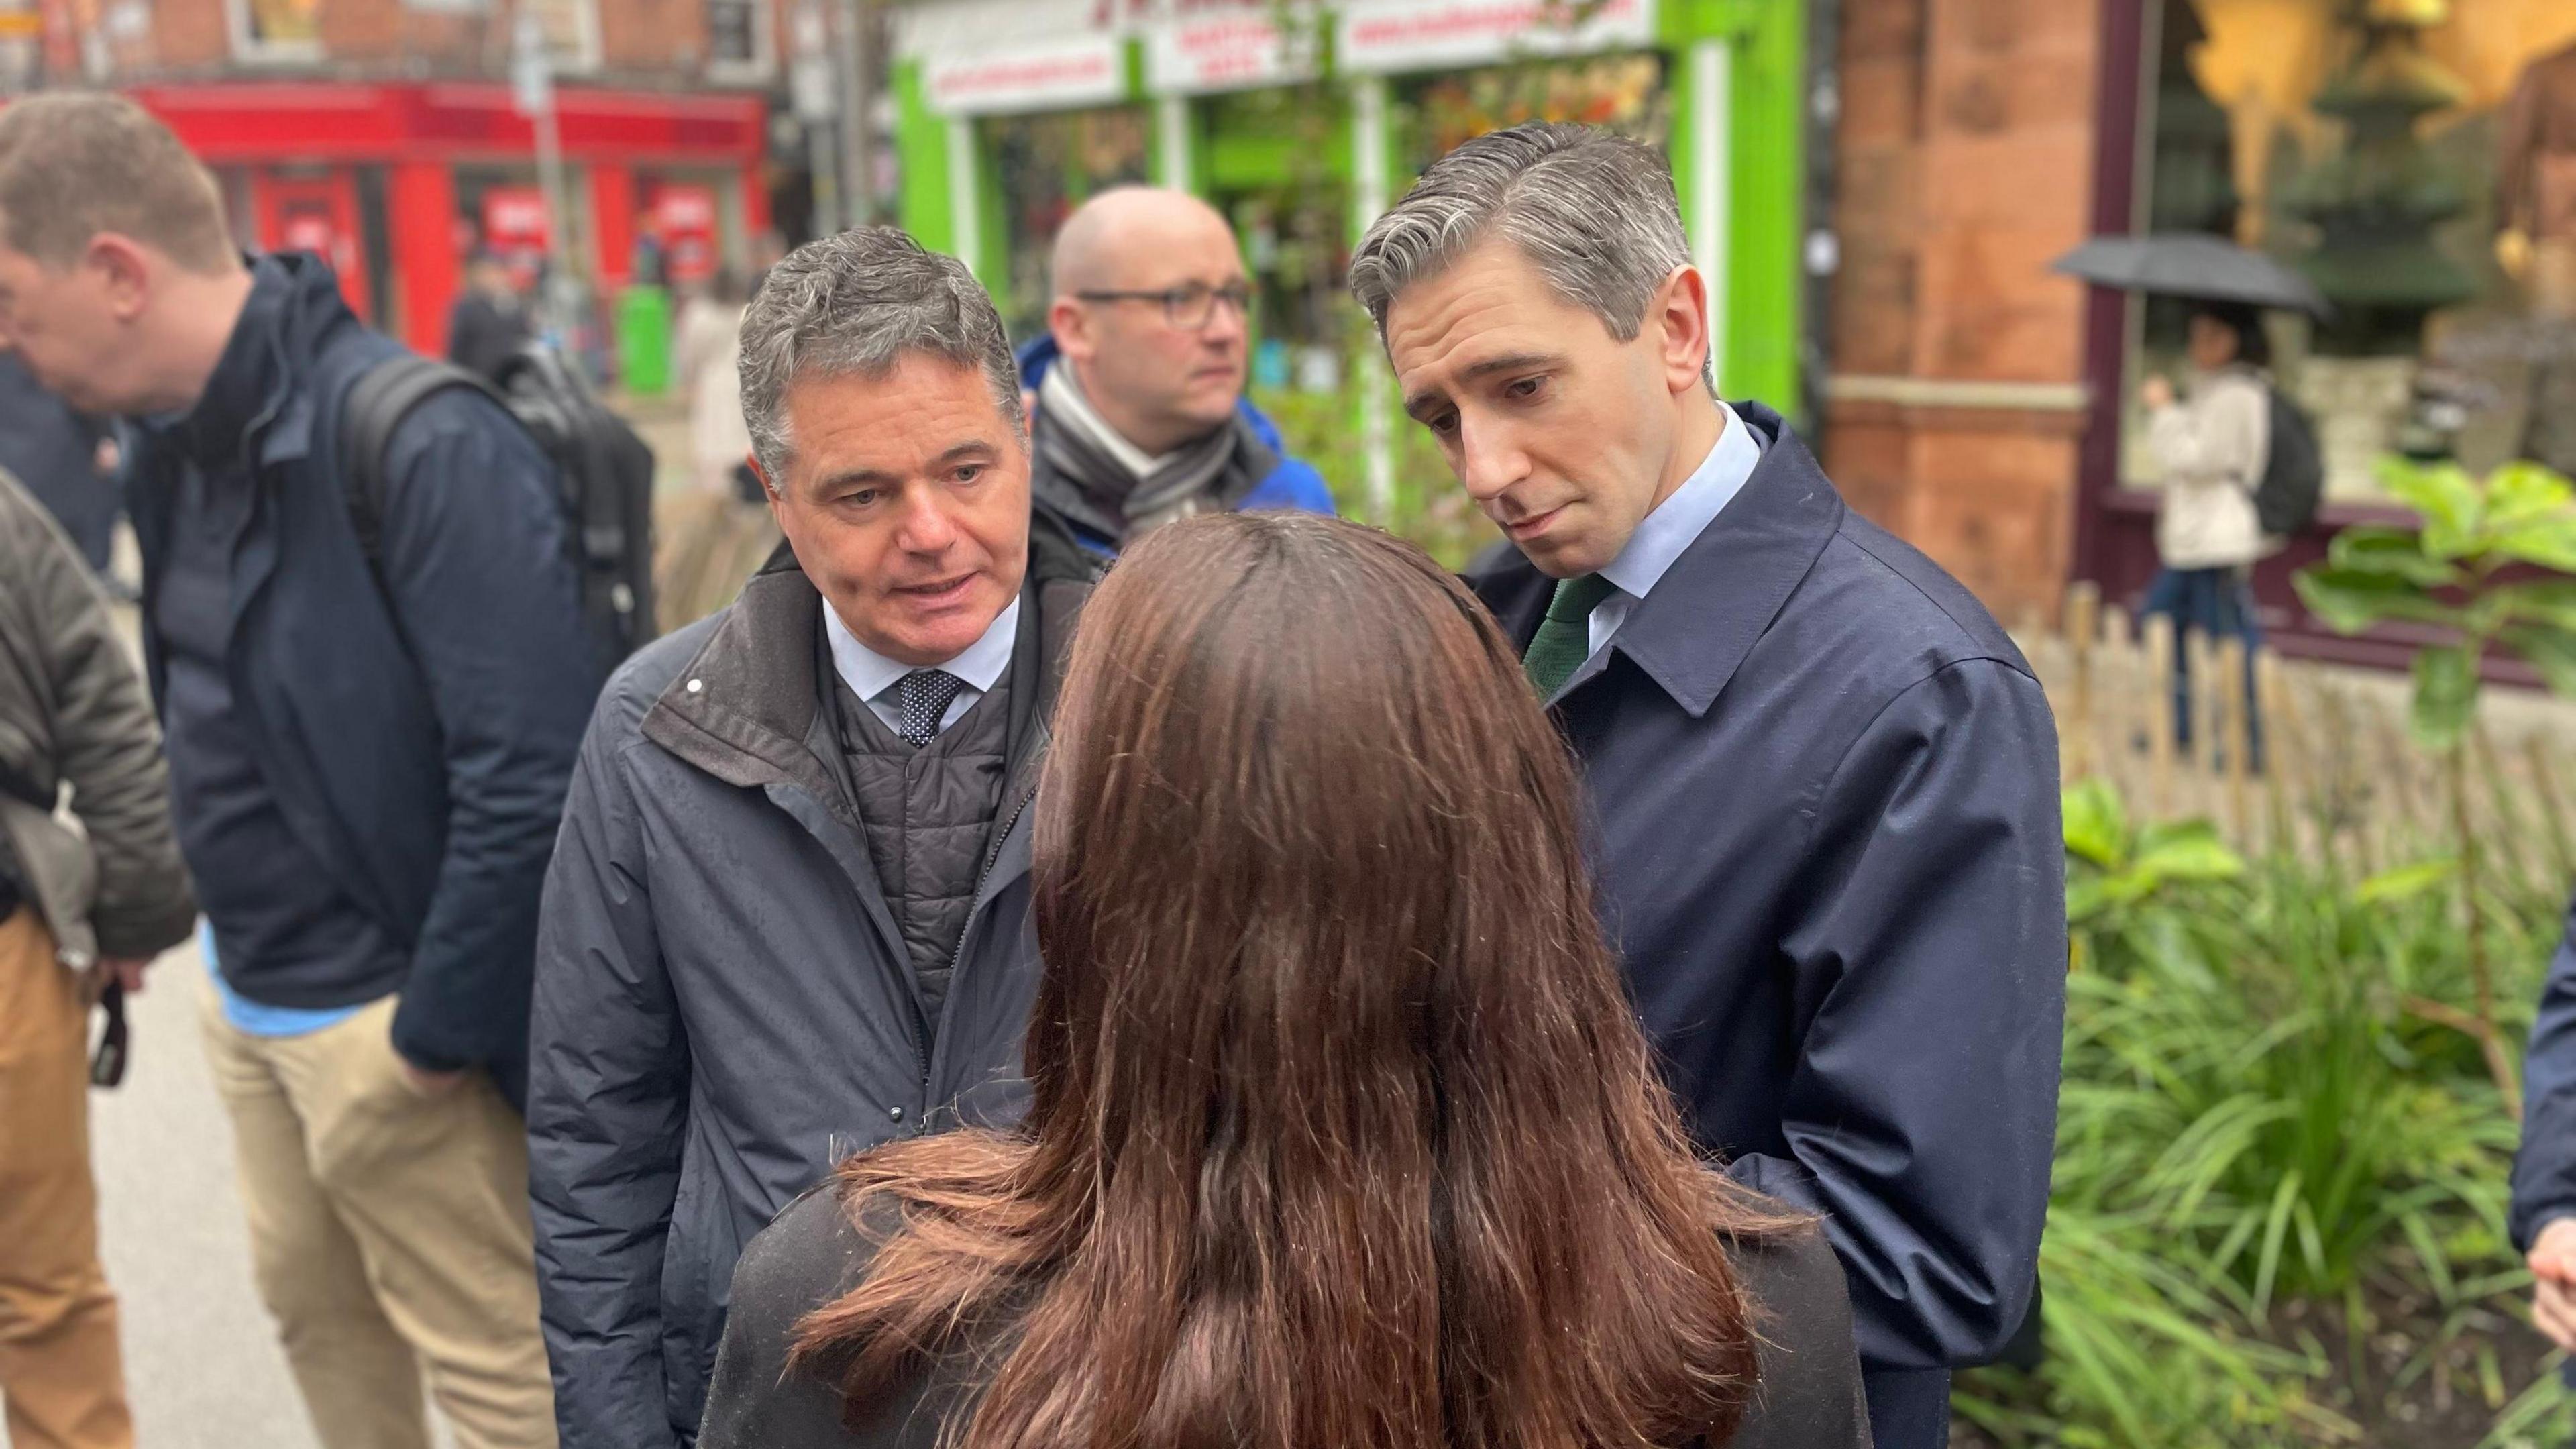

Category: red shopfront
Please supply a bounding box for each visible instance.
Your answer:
[126,82,771,358]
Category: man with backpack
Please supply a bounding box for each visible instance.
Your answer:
[0,93,603,1449]
[2137,299,2318,768]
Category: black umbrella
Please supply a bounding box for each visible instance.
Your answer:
[2049,233,2332,319]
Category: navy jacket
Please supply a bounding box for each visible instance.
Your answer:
[0,352,115,572]
[2510,891,2576,1252]
[1468,405,2066,1449]
[125,254,600,1104]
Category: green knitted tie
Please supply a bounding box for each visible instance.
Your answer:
[1523,573,1617,698]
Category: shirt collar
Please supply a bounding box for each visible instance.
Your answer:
[823,594,1021,704]
[1596,402,1762,604]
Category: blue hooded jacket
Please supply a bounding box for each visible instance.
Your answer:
[1014,335,1335,551]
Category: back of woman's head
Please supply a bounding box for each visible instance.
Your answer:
[800,513,1782,1449]
[2191,299,2271,369]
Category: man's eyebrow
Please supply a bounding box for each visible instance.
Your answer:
[1403,352,1562,421]
[815,439,998,492]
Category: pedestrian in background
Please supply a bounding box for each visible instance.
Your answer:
[2510,890,2576,1367]
[1353,121,2065,1449]
[447,250,534,386]
[529,228,1095,1449]
[0,351,121,579]
[2139,299,2275,764]
[671,267,758,499]
[0,468,195,1449]
[1015,187,1332,553]
[698,512,1869,1449]
[0,93,596,1449]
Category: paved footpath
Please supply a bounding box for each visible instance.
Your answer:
[88,937,451,1449]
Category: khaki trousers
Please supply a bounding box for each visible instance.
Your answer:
[197,986,557,1449]
[0,907,133,1449]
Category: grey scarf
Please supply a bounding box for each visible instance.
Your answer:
[1032,364,1277,545]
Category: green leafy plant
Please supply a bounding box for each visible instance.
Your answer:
[2293,459,2576,749]
[2063,777,2247,920]
[2292,458,2576,1119]
[1958,780,2571,1448]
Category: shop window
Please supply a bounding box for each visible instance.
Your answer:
[985,107,1153,341]
[1397,52,1669,176]
[2125,0,2576,501]
[525,0,602,74]
[228,0,322,62]
[1204,85,1350,389]
[707,0,775,83]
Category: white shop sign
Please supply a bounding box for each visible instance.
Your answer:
[922,35,1128,115]
[1147,9,1314,95]
[1334,0,1656,75]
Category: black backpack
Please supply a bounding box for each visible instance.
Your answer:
[2253,387,2324,537]
[341,344,657,665]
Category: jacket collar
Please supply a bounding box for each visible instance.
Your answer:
[643,519,1096,816]
[641,542,850,818]
[1483,402,1844,718]
[156,254,358,473]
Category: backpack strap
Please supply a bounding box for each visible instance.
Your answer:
[339,352,504,570]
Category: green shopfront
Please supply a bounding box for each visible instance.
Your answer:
[888,0,1805,517]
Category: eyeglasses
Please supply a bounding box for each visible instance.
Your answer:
[1075,280,1252,331]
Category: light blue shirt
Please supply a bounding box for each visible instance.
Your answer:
[202,921,368,1038]
[824,596,1020,738]
[1589,402,1764,657]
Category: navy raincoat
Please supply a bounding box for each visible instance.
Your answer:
[1468,404,2067,1449]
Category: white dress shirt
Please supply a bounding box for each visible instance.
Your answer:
[1586,402,1764,656]
[823,596,1020,739]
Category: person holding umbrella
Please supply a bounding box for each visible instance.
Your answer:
[2137,298,2274,765]
[2051,234,2328,765]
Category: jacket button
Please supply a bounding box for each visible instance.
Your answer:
[888,1106,904,1122]
[685,678,703,694]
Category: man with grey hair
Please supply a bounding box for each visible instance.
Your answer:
[1353,122,2065,1449]
[526,227,1097,1449]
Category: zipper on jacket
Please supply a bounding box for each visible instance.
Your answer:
[921,782,1038,1134]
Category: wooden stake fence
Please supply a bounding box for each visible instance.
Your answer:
[2017,586,2576,899]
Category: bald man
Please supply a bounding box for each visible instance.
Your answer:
[1015,186,1333,553]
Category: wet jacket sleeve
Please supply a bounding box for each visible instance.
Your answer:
[2512,893,2576,1252]
[1724,657,2067,1373]
[372,392,598,1091]
[529,700,692,1449]
[4,476,195,957]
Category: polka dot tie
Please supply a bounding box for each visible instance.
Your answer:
[896,669,965,747]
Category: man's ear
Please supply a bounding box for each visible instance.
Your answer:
[1648,264,1713,398]
[748,453,789,530]
[87,235,155,323]
[1048,296,1092,363]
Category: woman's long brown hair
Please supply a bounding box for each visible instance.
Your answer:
[793,512,1791,1449]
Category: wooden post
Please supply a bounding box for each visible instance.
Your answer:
[2186,629,2220,822]
[2528,734,2576,892]
[2326,685,2377,878]
[2064,582,2100,783]
[2144,613,2177,820]
[2217,635,2251,843]
[2473,725,2534,898]
[2257,652,2297,859]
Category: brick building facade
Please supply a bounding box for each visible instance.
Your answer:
[32,0,782,358]
[1819,0,2107,629]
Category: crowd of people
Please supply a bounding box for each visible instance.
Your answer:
[0,92,2086,1449]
